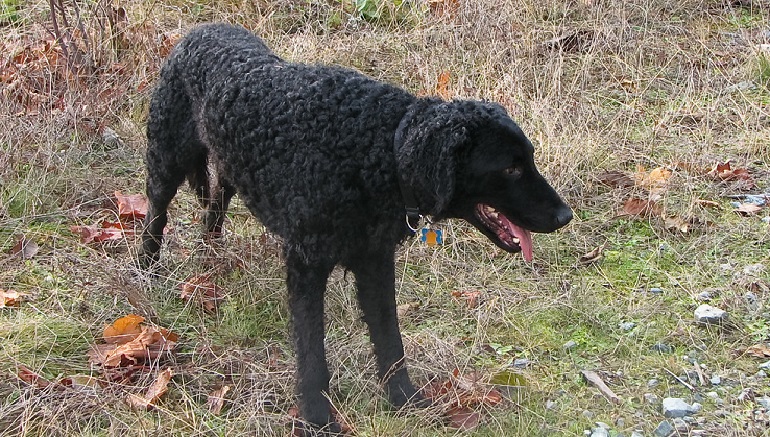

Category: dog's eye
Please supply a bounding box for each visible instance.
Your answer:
[503,166,522,178]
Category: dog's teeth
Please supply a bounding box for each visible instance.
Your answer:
[512,238,520,244]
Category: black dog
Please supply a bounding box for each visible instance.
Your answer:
[140,23,572,433]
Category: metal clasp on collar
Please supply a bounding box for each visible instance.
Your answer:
[405,208,426,233]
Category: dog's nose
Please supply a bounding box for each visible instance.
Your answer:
[554,206,573,227]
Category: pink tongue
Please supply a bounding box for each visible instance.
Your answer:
[505,221,533,262]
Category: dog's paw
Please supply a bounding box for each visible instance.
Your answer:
[388,385,430,410]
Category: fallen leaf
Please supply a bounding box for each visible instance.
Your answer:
[436,71,451,100]
[10,236,39,259]
[707,161,756,188]
[663,216,691,233]
[89,319,177,368]
[180,274,226,312]
[447,406,480,430]
[634,166,672,190]
[1,289,21,308]
[733,203,762,216]
[745,344,770,358]
[695,199,720,208]
[451,290,480,308]
[619,197,660,217]
[126,368,173,410]
[71,223,125,244]
[103,314,145,344]
[597,170,634,189]
[18,365,53,389]
[578,244,604,265]
[396,301,420,318]
[206,385,231,414]
[115,191,148,221]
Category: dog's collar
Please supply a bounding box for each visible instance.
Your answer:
[393,106,424,233]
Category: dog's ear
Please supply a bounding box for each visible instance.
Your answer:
[396,101,471,216]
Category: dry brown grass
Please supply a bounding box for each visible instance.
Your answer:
[2,0,769,436]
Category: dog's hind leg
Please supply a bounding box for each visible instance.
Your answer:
[139,82,207,268]
[285,252,341,434]
[349,250,423,408]
[203,178,236,237]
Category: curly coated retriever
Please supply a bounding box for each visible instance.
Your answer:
[140,23,572,434]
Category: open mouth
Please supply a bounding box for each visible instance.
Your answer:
[474,204,533,261]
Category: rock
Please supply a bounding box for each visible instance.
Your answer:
[644,393,660,405]
[647,378,659,388]
[582,410,595,419]
[759,360,770,370]
[563,340,578,350]
[695,291,712,301]
[653,420,675,437]
[710,374,721,385]
[512,358,530,368]
[590,423,610,437]
[546,399,557,410]
[672,417,688,432]
[649,287,664,294]
[650,343,673,354]
[615,417,625,428]
[662,398,697,418]
[706,391,723,406]
[738,388,755,402]
[101,126,124,149]
[743,263,765,275]
[757,396,770,409]
[745,292,758,311]
[619,321,636,331]
[691,402,702,413]
[630,432,643,437]
[724,80,756,93]
[713,409,728,417]
[694,304,728,325]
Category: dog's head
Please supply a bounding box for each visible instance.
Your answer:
[398,100,572,261]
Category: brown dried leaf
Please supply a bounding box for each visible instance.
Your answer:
[597,170,634,189]
[10,236,39,259]
[447,406,481,430]
[578,244,604,265]
[18,365,53,389]
[396,301,420,318]
[115,191,148,221]
[126,368,173,410]
[206,385,231,414]
[451,290,480,308]
[733,203,762,216]
[745,344,770,358]
[436,71,452,100]
[707,161,756,188]
[1,289,21,308]
[663,216,691,233]
[619,197,661,217]
[179,274,226,312]
[695,199,721,208]
[103,314,145,344]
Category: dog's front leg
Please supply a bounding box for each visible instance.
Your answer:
[350,252,423,408]
[286,254,340,434]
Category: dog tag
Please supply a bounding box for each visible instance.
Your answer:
[420,228,443,247]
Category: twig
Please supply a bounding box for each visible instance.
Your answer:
[664,367,695,391]
[581,370,621,404]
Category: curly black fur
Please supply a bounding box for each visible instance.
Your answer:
[140,23,572,434]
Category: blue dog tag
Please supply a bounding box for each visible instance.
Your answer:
[420,228,443,246]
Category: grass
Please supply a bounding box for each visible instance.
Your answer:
[1,0,769,435]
